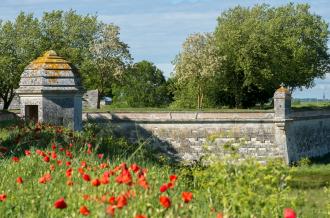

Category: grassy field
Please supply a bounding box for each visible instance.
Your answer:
[0,121,329,217]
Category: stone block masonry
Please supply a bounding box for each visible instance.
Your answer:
[84,87,330,164]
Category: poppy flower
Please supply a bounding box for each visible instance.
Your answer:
[108,196,115,205]
[0,194,6,201]
[159,184,168,193]
[78,168,85,175]
[57,160,63,166]
[79,205,90,216]
[51,144,56,150]
[284,208,297,218]
[116,195,127,209]
[181,192,193,203]
[216,212,223,218]
[106,205,115,216]
[66,168,73,178]
[135,215,147,218]
[65,161,71,166]
[98,153,104,159]
[159,196,171,208]
[169,175,177,182]
[12,157,19,162]
[91,179,101,187]
[54,197,67,209]
[49,164,55,171]
[82,174,91,182]
[100,176,109,184]
[43,156,50,162]
[167,182,174,189]
[24,150,31,156]
[138,176,149,189]
[81,161,87,168]
[83,195,90,201]
[115,169,132,185]
[130,163,140,173]
[39,173,51,184]
[50,151,57,159]
[16,177,23,184]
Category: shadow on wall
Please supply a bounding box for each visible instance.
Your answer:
[85,113,181,162]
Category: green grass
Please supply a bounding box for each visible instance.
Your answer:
[292,101,330,110]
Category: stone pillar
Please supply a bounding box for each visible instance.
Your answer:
[273,86,292,164]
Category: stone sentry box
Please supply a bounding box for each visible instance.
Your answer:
[16,50,85,131]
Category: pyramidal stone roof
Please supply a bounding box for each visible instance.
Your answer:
[17,50,84,94]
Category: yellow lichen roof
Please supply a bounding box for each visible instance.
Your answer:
[276,86,290,94]
[26,50,72,70]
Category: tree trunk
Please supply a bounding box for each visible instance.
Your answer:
[1,89,14,110]
[97,90,101,109]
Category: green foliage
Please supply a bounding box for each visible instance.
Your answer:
[183,159,298,217]
[214,3,329,107]
[0,12,42,109]
[113,60,170,107]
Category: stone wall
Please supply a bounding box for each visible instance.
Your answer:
[83,106,330,164]
[285,110,330,162]
[84,111,283,162]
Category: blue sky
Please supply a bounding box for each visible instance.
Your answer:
[0,0,329,99]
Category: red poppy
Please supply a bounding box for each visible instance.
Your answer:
[82,174,91,182]
[98,153,104,159]
[66,150,73,159]
[159,196,171,208]
[79,205,90,216]
[167,182,174,189]
[106,205,115,216]
[57,160,63,166]
[54,197,67,209]
[39,173,51,184]
[12,157,19,162]
[0,194,6,202]
[51,144,56,150]
[284,208,297,218]
[115,169,132,185]
[138,176,149,189]
[91,179,101,187]
[116,195,127,209]
[135,215,147,218]
[108,196,116,205]
[43,156,50,162]
[159,183,168,192]
[78,168,85,175]
[181,192,193,203]
[83,195,90,201]
[169,175,177,182]
[130,163,140,173]
[216,212,223,218]
[81,161,87,168]
[24,150,31,156]
[69,143,73,148]
[51,151,57,159]
[99,163,108,169]
[66,168,73,178]
[50,164,55,171]
[16,177,23,184]
[100,176,109,184]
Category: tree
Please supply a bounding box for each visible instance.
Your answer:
[113,61,170,107]
[0,12,42,109]
[40,10,98,69]
[83,23,132,108]
[214,3,330,107]
[172,33,223,109]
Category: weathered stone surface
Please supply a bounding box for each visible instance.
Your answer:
[16,50,84,131]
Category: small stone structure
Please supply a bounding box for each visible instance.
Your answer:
[16,50,84,130]
[85,87,330,164]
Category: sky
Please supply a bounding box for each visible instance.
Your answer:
[0,0,329,99]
